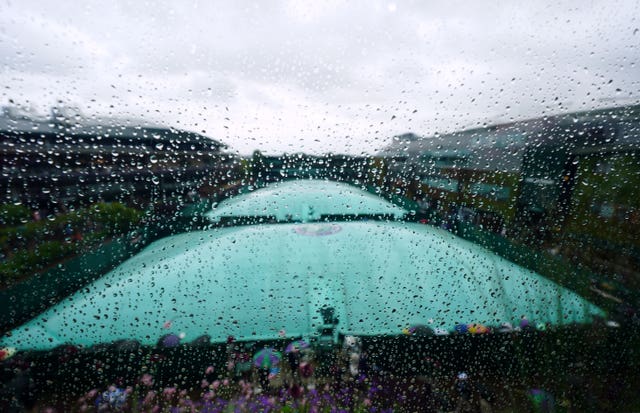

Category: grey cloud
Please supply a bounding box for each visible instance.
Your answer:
[2,0,639,155]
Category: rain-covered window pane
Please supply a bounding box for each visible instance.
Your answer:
[1,2,639,412]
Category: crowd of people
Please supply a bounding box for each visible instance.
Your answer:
[3,327,631,412]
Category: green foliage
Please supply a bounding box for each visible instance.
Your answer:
[0,202,143,285]
[86,202,144,234]
[0,241,74,281]
[566,153,640,248]
[37,240,73,261]
[0,204,31,226]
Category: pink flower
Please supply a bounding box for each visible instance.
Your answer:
[201,379,209,388]
[363,398,372,406]
[212,380,221,390]
[222,379,229,386]
[226,360,235,371]
[163,387,177,399]
[140,373,154,387]
[203,390,215,400]
[205,365,215,375]
[143,390,157,405]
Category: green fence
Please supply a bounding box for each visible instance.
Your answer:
[0,233,147,333]
[456,221,634,313]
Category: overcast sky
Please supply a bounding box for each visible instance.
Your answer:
[1,0,639,155]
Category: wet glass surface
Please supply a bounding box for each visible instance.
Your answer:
[1,2,639,411]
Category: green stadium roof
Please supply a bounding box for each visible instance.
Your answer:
[206,179,407,222]
[1,218,602,350]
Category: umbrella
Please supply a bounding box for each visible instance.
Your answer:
[406,324,435,336]
[159,333,181,348]
[285,339,310,353]
[253,348,282,369]
[467,323,490,334]
[402,324,435,336]
[0,347,16,361]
